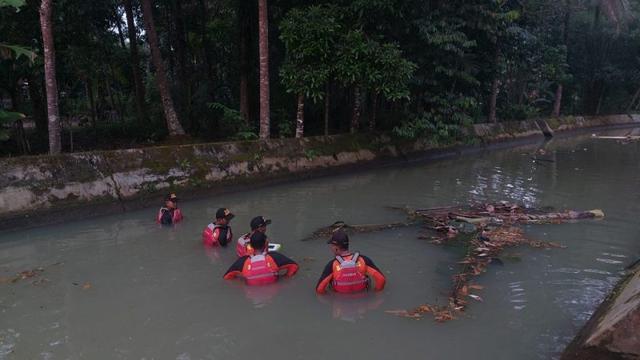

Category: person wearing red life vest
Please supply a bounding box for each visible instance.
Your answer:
[224,232,298,286]
[202,208,234,247]
[236,216,271,257]
[156,193,184,225]
[316,230,386,294]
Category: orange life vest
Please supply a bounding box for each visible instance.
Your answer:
[242,254,278,286]
[332,253,368,293]
[202,224,233,247]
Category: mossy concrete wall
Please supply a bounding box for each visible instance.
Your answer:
[1,114,639,227]
[561,262,640,360]
[472,114,640,142]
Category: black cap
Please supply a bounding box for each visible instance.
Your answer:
[216,208,234,220]
[250,232,268,250]
[165,193,178,202]
[327,230,349,248]
[250,216,271,230]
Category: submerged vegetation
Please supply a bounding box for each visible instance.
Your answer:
[0,0,639,155]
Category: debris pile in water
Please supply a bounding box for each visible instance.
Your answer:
[305,201,605,322]
[388,201,603,322]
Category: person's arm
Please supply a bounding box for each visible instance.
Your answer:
[160,208,172,225]
[223,257,248,280]
[268,252,299,277]
[362,255,386,291]
[315,260,335,294]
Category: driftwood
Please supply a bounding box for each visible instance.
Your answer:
[387,201,603,322]
[304,201,604,322]
[302,220,414,241]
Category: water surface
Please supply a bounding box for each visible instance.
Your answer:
[1,129,640,359]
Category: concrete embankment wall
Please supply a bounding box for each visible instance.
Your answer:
[0,114,638,229]
[561,262,640,360]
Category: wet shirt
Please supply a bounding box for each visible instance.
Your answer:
[315,253,386,294]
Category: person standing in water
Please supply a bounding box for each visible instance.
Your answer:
[224,232,298,285]
[202,208,234,247]
[316,230,386,294]
[236,216,271,257]
[156,193,184,225]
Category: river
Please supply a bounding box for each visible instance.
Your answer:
[1,129,639,359]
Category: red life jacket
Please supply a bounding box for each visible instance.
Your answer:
[242,254,278,286]
[156,208,183,224]
[172,208,183,223]
[236,233,271,257]
[332,253,368,293]
[202,224,233,247]
[236,234,252,257]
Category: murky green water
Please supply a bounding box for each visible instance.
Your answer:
[1,128,640,360]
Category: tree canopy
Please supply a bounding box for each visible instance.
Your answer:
[0,0,639,155]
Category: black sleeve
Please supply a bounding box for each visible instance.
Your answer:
[316,260,334,288]
[268,251,297,267]
[223,256,249,278]
[160,209,173,225]
[218,227,230,247]
[361,255,382,272]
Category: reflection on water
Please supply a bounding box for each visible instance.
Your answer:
[1,128,640,359]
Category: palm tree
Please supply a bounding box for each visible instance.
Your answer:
[123,0,148,123]
[139,0,185,136]
[39,0,61,154]
[258,0,270,139]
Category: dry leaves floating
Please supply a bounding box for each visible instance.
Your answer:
[391,201,602,322]
[0,262,63,286]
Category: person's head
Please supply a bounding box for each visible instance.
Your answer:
[249,232,268,252]
[165,193,178,209]
[215,208,235,225]
[250,216,271,233]
[327,230,349,255]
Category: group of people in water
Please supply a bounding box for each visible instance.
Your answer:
[157,193,386,295]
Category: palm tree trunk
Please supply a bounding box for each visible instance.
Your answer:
[626,86,640,112]
[552,0,571,118]
[239,5,250,124]
[488,78,499,123]
[369,92,379,132]
[552,84,563,117]
[140,0,185,136]
[351,86,361,134]
[258,0,270,139]
[124,0,148,123]
[324,83,330,136]
[39,0,61,154]
[488,46,500,124]
[295,94,305,138]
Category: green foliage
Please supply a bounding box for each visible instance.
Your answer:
[0,0,24,10]
[279,5,341,102]
[208,102,257,140]
[1,0,640,155]
[0,109,24,141]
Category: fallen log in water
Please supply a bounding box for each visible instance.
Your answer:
[302,220,414,241]
[385,201,604,322]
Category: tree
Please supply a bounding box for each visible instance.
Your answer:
[123,0,147,123]
[280,6,341,138]
[139,0,185,136]
[39,0,61,154]
[258,0,270,139]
